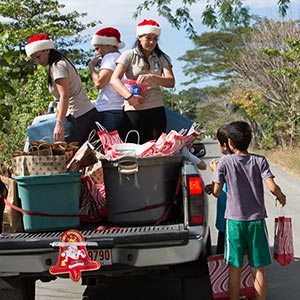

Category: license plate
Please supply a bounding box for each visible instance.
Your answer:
[88,249,112,266]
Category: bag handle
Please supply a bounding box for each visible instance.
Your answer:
[124,130,140,144]
[192,122,202,132]
[29,142,53,157]
[276,205,285,216]
[178,128,187,135]
[95,121,108,132]
[88,129,103,152]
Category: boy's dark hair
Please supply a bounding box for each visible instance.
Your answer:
[227,121,252,151]
[216,124,233,154]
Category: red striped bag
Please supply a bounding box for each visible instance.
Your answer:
[207,254,255,299]
[273,216,294,266]
[79,175,107,224]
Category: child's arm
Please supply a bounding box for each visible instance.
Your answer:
[264,177,286,206]
[212,181,223,198]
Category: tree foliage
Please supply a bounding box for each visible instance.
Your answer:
[178,26,251,85]
[231,19,300,148]
[0,0,99,163]
[134,0,290,35]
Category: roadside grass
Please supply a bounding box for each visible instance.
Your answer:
[255,147,300,178]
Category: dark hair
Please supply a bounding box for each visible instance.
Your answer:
[47,49,77,86]
[216,124,233,154]
[133,39,172,70]
[227,121,252,151]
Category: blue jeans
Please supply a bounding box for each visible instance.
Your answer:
[64,108,99,147]
[98,110,123,132]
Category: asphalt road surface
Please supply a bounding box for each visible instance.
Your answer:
[36,139,300,300]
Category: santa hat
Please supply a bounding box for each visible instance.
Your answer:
[91,27,125,49]
[136,19,161,37]
[25,34,55,57]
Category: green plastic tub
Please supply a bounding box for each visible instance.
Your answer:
[14,172,81,232]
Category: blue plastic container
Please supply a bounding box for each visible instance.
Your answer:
[14,173,81,232]
[26,115,56,143]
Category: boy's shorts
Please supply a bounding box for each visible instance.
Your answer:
[224,219,272,268]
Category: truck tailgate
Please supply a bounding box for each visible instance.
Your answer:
[0,224,189,252]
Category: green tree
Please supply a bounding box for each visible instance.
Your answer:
[134,0,290,35]
[231,20,300,148]
[260,39,300,147]
[178,26,251,86]
[0,0,99,163]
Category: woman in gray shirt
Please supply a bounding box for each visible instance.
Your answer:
[111,19,175,143]
[25,33,99,146]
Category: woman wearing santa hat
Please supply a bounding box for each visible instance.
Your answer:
[25,33,99,146]
[88,27,125,132]
[111,19,175,144]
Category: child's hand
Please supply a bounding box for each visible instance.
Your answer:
[205,182,214,195]
[276,192,286,207]
[210,159,218,172]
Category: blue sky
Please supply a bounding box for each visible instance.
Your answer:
[59,0,300,91]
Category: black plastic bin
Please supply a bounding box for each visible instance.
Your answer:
[101,155,183,224]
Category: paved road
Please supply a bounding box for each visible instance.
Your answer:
[36,139,300,299]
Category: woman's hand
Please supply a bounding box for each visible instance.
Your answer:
[136,74,152,86]
[54,121,64,142]
[127,95,144,107]
[88,55,101,68]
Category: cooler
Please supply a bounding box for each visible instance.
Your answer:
[14,173,81,232]
[101,155,183,224]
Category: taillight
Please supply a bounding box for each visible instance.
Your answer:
[189,177,203,194]
[188,176,204,225]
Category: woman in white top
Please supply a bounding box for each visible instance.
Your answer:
[25,34,99,146]
[88,27,125,132]
[111,19,175,143]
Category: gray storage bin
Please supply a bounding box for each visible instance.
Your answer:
[102,155,183,224]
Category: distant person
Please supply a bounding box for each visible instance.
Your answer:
[25,34,99,146]
[88,27,125,132]
[205,124,232,254]
[212,121,286,300]
[111,19,175,143]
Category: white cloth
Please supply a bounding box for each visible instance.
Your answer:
[181,146,201,165]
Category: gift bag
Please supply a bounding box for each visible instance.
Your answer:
[11,152,67,176]
[79,175,107,224]
[273,215,294,266]
[0,175,23,233]
[67,141,98,173]
[96,121,125,153]
[85,151,105,184]
[207,254,255,299]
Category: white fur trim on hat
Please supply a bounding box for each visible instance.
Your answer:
[25,39,55,57]
[137,25,161,37]
[91,35,125,49]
